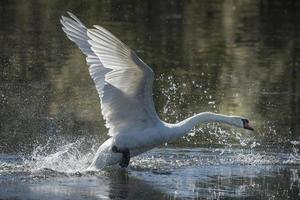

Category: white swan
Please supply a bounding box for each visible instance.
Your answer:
[60,12,254,170]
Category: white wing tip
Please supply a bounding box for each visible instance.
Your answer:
[67,11,74,17]
[60,11,86,28]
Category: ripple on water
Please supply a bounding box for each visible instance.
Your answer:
[130,147,300,171]
[0,146,299,199]
[1,146,299,176]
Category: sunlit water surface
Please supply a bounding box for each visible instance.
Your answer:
[0,144,299,200]
[1,0,300,199]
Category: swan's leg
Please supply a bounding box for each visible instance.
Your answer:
[112,146,130,168]
[119,148,130,168]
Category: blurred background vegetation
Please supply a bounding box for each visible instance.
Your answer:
[0,0,300,153]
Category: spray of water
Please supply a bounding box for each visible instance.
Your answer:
[158,73,260,150]
[23,136,100,173]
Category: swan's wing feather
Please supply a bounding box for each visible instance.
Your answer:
[61,13,159,136]
[60,13,110,95]
[87,27,159,136]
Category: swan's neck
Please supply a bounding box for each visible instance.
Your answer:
[168,112,239,141]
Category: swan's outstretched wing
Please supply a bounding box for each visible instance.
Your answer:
[60,12,159,136]
[60,12,110,97]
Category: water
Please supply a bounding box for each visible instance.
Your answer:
[1,147,299,199]
[1,0,300,199]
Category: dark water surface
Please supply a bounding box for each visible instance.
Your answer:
[0,148,299,200]
[0,0,300,199]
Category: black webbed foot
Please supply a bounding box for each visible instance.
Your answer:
[112,146,130,168]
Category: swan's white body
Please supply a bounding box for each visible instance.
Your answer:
[60,13,253,170]
[88,120,166,169]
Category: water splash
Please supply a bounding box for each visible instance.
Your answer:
[0,132,298,178]
[22,137,100,173]
[158,73,259,149]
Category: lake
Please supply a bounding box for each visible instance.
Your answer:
[0,0,299,199]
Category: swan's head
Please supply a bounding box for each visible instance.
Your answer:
[231,117,254,131]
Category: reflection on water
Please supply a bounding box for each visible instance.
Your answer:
[0,148,299,199]
[1,0,300,199]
